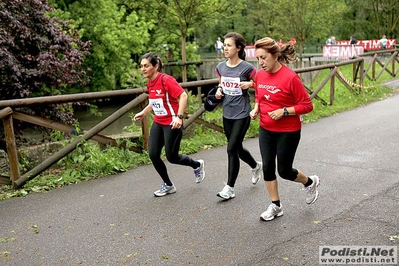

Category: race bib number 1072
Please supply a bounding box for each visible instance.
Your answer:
[221,76,242,96]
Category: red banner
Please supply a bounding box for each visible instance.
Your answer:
[245,46,256,59]
[337,39,396,50]
[245,39,397,59]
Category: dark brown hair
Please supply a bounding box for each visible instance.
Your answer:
[224,32,247,60]
[141,52,164,72]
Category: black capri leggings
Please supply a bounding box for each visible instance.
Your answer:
[148,122,198,185]
[223,116,258,187]
[259,126,301,182]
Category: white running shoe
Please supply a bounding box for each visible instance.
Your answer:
[194,159,205,183]
[260,203,284,221]
[154,183,176,197]
[304,175,320,204]
[217,184,235,200]
[251,162,263,185]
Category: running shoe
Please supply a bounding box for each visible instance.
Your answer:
[251,162,263,185]
[217,184,235,200]
[154,183,176,197]
[304,175,320,204]
[194,159,205,183]
[260,203,284,221]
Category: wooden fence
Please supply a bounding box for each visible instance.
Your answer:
[1,48,398,188]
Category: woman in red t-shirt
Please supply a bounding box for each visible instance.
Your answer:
[134,52,205,197]
[250,38,320,221]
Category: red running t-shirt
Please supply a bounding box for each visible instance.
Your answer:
[147,73,184,125]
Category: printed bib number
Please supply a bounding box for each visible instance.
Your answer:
[149,98,167,116]
[221,76,242,96]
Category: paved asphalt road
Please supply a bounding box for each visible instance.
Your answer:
[1,82,399,266]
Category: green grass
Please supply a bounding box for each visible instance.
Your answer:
[0,63,396,200]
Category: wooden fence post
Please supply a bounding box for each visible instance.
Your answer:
[196,63,202,105]
[139,99,149,151]
[330,70,335,106]
[1,108,21,186]
[359,60,364,94]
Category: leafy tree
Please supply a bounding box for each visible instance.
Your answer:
[371,0,399,38]
[270,0,347,56]
[151,0,231,82]
[322,0,399,42]
[0,0,90,149]
[49,0,154,92]
[337,0,375,41]
[241,0,277,44]
[343,0,399,39]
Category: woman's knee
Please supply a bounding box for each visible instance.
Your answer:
[278,168,298,181]
[149,152,160,163]
[264,174,277,182]
[227,141,241,155]
[165,153,178,164]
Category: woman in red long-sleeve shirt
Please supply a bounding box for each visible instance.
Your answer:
[250,37,320,221]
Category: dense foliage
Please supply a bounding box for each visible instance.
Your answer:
[4,0,397,94]
[49,0,154,92]
[0,0,91,148]
[1,0,398,151]
[0,0,90,97]
[51,0,399,88]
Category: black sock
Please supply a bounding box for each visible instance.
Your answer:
[304,177,313,187]
[272,200,281,207]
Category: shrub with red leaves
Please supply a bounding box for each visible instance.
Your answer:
[0,0,91,149]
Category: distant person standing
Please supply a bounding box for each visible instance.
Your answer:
[134,52,205,197]
[215,37,224,58]
[326,36,337,45]
[378,35,388,50]
[349,35,357,45]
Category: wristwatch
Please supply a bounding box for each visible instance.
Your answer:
[177,114,184,119]
[283,107,289,117]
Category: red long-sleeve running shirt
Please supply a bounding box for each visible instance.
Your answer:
[254,65,313,132]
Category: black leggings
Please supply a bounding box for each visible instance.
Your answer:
[259,127,300,182]
[148,122,199,186]
[223,116,258,187]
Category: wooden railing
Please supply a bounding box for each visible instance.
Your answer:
[1,48,398,187]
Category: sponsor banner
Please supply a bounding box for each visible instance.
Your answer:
[245,38,397,59]
[338,39,397,50]
[245,46,256,59]
[323,45,364,59]
[319,246,397,265]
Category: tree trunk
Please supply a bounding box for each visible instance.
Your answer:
[181,35,187,83]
